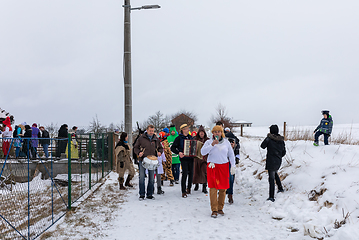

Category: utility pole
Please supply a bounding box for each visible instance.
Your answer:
[123,0,132,146]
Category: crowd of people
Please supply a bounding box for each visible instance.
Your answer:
[0,117,78,160]
[115,121,244,218]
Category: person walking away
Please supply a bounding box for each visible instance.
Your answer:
[156,151,166,194]
[160,137,175,186]
[23,125,32,158]
[193,125,209,194]
[313,110,333,146]
[224,127,241,164]
[57,124,68,158]
[134,125,163,200]
[171,124,195,198]
[30,123,40,159]
[39,126,50,158]
[260,125,286,202]
[167,125,180,184]
[115,132,135,190]
[227,138,237,204]
[201,125,236,218]
[1,117,13,158]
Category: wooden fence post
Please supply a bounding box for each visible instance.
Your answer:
[283,122,287,140]
[240,125,243,137]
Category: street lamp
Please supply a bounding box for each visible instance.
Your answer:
[123,0,160,147]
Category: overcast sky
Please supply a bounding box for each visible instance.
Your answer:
[1,0,358,130]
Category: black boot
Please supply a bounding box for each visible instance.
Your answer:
[125,175,134,187]
[119,177,126,190]
[202,183,208,194]
[194,183,199,191]
[157,187,164,195]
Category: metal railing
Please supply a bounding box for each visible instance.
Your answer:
[0,132,115,240]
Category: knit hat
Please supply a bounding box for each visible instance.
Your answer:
[269,125,279,135]
[180,124,189,130]
[162,128,169,134]
[322,110,330,116]
[211,125,225,138]
[224,127,230,132]
[32,123,37,127]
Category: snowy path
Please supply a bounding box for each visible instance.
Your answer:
[44,137,359,240]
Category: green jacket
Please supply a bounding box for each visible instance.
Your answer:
[167,128,181,164]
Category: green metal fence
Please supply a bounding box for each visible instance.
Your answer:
[0,132,115,240]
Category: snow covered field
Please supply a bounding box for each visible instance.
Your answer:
[42,127,359,240]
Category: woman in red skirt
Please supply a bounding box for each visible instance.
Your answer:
[201,125,236,218]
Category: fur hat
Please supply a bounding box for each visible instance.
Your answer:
[211,125,225,138]
[180,124,189,130]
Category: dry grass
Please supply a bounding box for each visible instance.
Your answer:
[286,128,359,145]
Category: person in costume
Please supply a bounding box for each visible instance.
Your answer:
[1,117,13,157]
[167,125,180,184]
[193,125,209,194]
[115,132,135,190]
[201,125,235,218]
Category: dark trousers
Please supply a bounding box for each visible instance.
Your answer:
[181,159,194,194]
[268,170,283,198]
[314,131,329,145]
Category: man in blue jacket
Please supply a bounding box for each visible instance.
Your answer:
[313,110,333,146]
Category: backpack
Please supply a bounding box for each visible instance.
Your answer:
[13,125,19,138]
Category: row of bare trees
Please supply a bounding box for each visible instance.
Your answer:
[43,104,234,137]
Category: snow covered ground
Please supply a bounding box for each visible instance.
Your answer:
[42,127,359,240]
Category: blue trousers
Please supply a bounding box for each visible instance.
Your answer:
[227,163,235,195]
[315,131,329,145]
[172,163,180,181]
[43,144,49,158]
[138,161,155,197]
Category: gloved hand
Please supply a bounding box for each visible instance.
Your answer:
[230,166,236,175]
[120,162,124,168]
[208,162,215,169]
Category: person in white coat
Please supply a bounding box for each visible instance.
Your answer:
[201,125,236,218]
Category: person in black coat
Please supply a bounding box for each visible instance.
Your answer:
[224,127,240,164]
[260,125,286,202]
[170,124,194,198]
[39,126,50,158]
[56,124,68,158]
[23,125,33,158]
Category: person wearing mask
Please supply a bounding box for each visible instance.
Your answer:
[201,125,235,218]
[167,125,180,184]
[260,125,286,202]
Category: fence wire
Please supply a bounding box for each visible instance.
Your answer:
[0,132,114,240]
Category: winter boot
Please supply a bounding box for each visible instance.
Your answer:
[119,177,126,190]
[202,183,208,194]
[186,188,191,194]
[125,175,134,188]
[211,211,218,218]
[170,180,174,186]
[228,194,234,204]
[194,183,199,191]
[157,187,165,195]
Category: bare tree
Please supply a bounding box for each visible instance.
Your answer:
[211,103,233,129]
[44,122,59,138]
[107,122,125,133]
[88,115,107,137]
[144,111,171,133]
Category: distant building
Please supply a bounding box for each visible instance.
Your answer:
[231,121,252,128]
[171,114,195,131]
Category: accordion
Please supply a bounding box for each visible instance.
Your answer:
[183,140,204,159]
